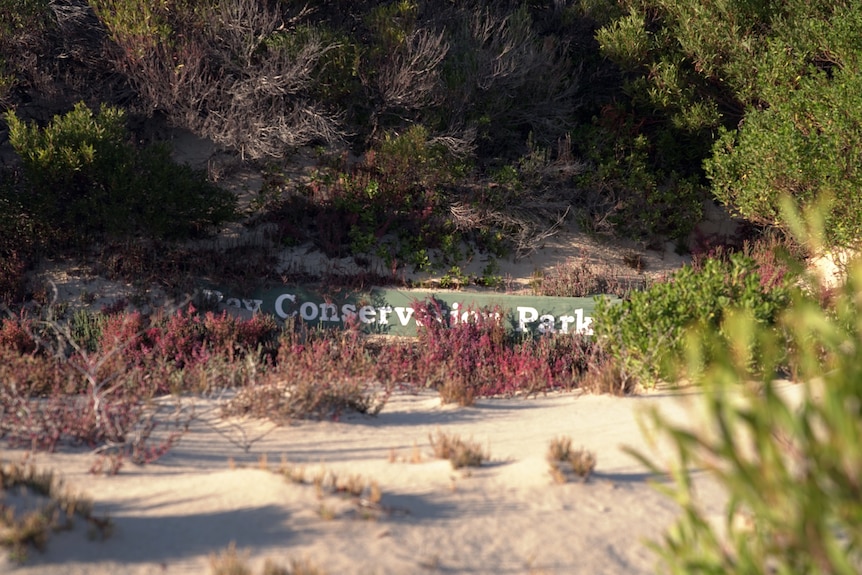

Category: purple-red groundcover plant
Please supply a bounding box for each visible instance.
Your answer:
[0,299,608,467]
[408,299,601,405]
[0,305,281,470]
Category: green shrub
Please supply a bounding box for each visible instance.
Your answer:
[707,65,862,248]
[5,102,237,245]
[437,2,577,157]
[574,121,707,240]
[628,258,862,574]
[278,124,496,269]
[593,252,794,386]
[88,0,172,49]
[263,23,360,106]
[594,0,862,247]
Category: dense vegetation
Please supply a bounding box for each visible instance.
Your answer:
[628,210,862,574]
[2,1,860,304]
[1,3,861,569]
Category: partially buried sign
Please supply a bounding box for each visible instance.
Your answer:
[201,286,616,337]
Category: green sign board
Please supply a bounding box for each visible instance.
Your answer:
[202,286,616,337]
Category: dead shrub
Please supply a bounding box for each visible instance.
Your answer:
[428,430,488,469]
[221,326,389,423]
[98,0,344,159]
[546,436,596,483]
[532,257,646,298]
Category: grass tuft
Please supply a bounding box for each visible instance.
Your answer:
[428,430,489,469]
[546,436,596,483]
[0,461,112,562]
[209,543,328,575]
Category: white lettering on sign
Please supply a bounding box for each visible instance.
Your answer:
[274,293,297,319]
[516,306,539,331]
[300,301,318,321]
[341,303,357,321]
[226,291,595,335]
[394,306,414,325]
[516,306,593,335]
[359,305,377,324]
[320,302,339,322]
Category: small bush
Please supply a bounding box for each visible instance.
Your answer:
[593,252,796,387]
[0,0,52,105]
[221,326,389,423]
[413,300,603,402]
[574,115,708,241]
[0,307,280,460]
[429,430,488,469]
[5,102,237,246]
[95,0,345,159]
[209,543,328,575]
[626,199,862,573]
[547,436,596,483]
[532,258,645,298]
[0,313,38,354]
[209,542,251,575]
[0,172,40,306]
[270,125,483,270]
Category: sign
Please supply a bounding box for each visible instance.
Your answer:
[201,286,615,337]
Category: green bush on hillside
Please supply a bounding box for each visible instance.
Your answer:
[593,252,794,387]
[707,65,862,248]
[574,119,706,241]
[593,0,862,245]
[4,102,237,245]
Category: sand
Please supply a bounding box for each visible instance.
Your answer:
[1,385,741,575]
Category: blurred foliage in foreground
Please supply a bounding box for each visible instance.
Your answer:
[628,202,862,574]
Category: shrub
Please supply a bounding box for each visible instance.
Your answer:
[435,2,578,157]
[0,0,51,105]
[0,341,183,460]
[0,172,39,306]
[532,257,645,298]
[0,307,281,461]
[5,102,237,246]
[271,125,485,270]
[573,114,707,241]
[628,256,862,574]
[547,436,596,483]
[428,430,488,469]
[94,0,345,159]
[209,542,328,575]
[595,0,862,247]
[93,306,280,374]
[0,313,38,354]
[412,300,595,403]
[221,325,389,423]
[707,64,862,248]
[593,252,795,387]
